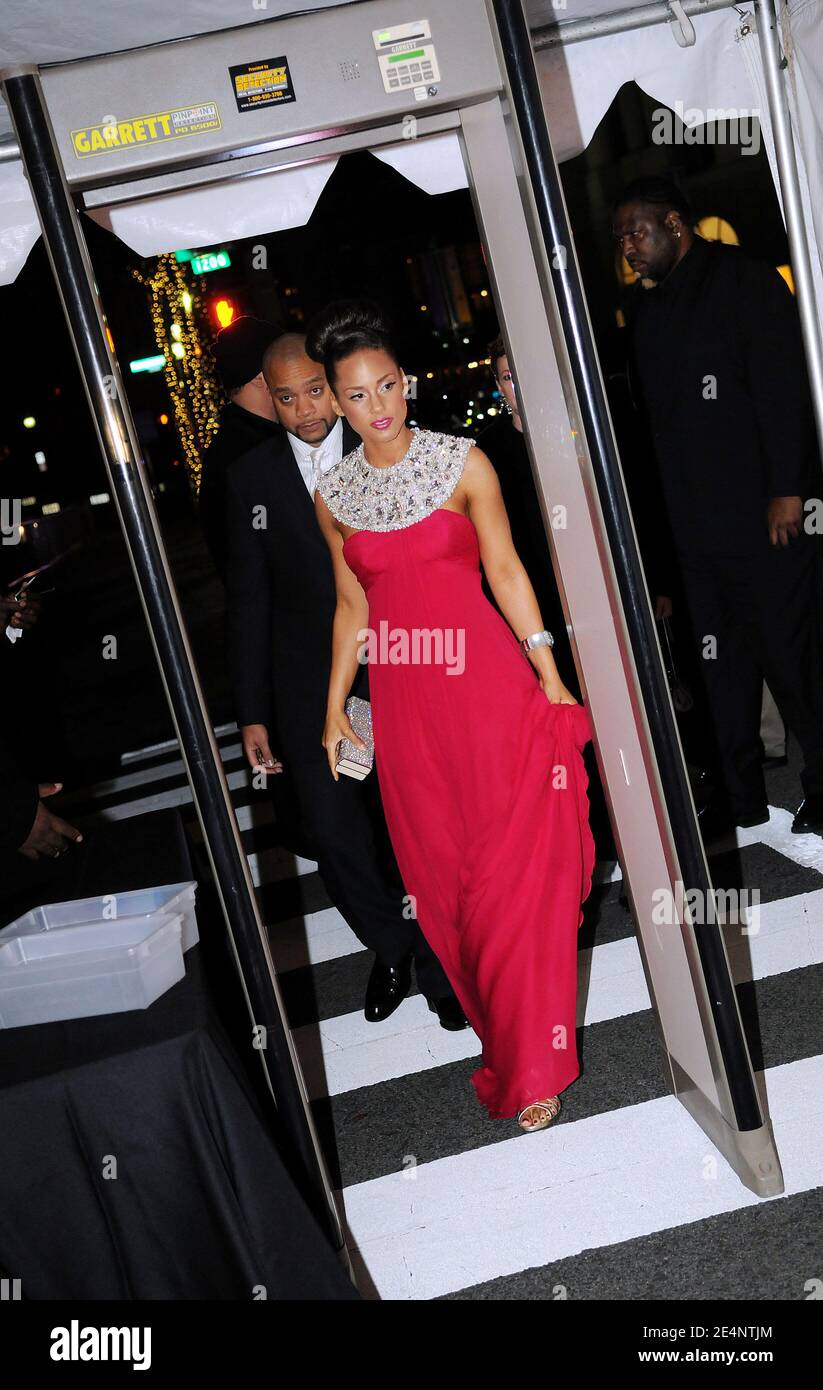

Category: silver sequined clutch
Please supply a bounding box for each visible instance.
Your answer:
[335,696,374,780]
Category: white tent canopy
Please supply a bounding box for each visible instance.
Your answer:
[0,0,821,314]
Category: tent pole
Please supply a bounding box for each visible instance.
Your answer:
[0,65,347,1257]
[533,0,740,49]
[756,0,823,455]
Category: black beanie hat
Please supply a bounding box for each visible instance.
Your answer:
[215,316,279,391]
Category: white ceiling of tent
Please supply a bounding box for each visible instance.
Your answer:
[0,0,664,142]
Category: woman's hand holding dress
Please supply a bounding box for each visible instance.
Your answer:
[539,674,578,705]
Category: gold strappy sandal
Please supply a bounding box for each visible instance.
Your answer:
[517,1095,561,1133]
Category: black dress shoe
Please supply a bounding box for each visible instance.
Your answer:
[364,953,413,1023]
[736,806,770,828]
[791,795,823,835]
[698,802,768,842]
[687,766,715,816]
[428,996,469,1031]
[697,810,733,843]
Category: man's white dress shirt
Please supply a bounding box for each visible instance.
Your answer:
[287,418,345,497]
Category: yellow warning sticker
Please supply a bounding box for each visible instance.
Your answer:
[71,103,222,158]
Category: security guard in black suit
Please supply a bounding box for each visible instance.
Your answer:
[614,176,823,836]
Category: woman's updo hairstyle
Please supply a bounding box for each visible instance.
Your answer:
[306,298,400,387]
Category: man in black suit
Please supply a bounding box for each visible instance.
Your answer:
[224,333,466,1027]
[0,594,83,916]
[199,317,281,582]
[614,176,823,837]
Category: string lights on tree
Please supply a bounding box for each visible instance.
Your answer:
[132,252,222,492]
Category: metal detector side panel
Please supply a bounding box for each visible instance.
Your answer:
[38,0,502,190]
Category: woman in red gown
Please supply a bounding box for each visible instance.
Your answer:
[310,303,596,1132]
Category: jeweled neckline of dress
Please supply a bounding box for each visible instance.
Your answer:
[317,427,474,533]
[343,506,473,549]
[359,428,418,472]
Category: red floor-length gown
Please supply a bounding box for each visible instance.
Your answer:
[335,441,596,1119]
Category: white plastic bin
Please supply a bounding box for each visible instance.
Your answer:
[1,881,199,953]
[0,912,185,1028]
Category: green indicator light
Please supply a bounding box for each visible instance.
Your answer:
[389,48,426,62]
[174,249,193,262]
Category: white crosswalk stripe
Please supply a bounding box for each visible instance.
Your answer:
[734,805,823,873]
[341,1055,823,1301]
[58,744,244,802]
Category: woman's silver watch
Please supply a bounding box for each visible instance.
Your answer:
[520,629,555,656]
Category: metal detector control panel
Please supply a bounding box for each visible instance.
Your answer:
[373,20,442,98]
[38,0,501,192]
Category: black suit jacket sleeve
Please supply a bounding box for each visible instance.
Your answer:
[737,258,818,499]
[0,650,39,850]
[225,468,274,729]
[198,455,229,583]
[0,769,39,852]
[610,364,678,597]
